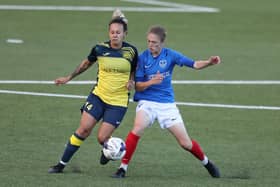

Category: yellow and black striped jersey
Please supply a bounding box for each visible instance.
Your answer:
[87,41,138,107]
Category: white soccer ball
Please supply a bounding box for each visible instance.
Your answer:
[102,137,126,160]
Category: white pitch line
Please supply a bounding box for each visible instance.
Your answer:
[122,0,219,12]
[171,80,280,85]
[0,5,219,13]
[1,89,280,111]
[6,38,24,44]
[0,89,86,99]
[175,102,280,111]
[1,80,280,85]
[0,80,95,85]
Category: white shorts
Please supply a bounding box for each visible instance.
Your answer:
[136,100,184,129]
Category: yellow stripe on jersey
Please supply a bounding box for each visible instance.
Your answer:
[98,43,110,48]
[70,134,83,146]
[93,56,131,107]
[122,47,136,62]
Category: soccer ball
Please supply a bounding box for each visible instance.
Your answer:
[102,137,126,160]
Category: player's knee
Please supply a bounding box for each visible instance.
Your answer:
[97,134,107,145]
[179,140,192,150]
[132,120,149,136]
[76,128,91,138]
[131,125,145,137]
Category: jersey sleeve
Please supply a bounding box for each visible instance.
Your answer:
[135,54,145,82]
[87,45,98,63]
[131,46,138,73]
[172,50,195,68]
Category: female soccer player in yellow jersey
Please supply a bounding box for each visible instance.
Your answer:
[48,9,138,173]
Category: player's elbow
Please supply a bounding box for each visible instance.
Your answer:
[193,63,202,70]
[135,86,144,92]
[135,82,146,92]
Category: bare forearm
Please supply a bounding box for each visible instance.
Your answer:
[193,60,212,69]
[55,59,93,85]
[193,56,221,70]
[135,72,164,91]
[135,81,152,91]
[69,59,92,80]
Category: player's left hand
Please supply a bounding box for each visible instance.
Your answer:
[210,56,221,65]
[126,80,135,90]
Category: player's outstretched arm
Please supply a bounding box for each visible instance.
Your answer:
[193,56,221,70]
[54,59,93,85]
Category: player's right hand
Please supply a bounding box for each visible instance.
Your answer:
[54,76,70,85]
[151,71,164,84]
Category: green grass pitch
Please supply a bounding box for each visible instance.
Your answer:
[0,0,280,186]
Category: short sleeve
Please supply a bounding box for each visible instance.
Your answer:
[131,47,138,73]
[87,46,97,63]
[135,55,145,82]
[172,50,195,68]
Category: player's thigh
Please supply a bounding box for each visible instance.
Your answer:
[132,110,152,136]
[98,103,127,144]
[76,111,98,138]
[81,93,105,122]
[168,123,192,149]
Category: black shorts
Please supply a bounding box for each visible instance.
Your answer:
[81,93,127,128]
